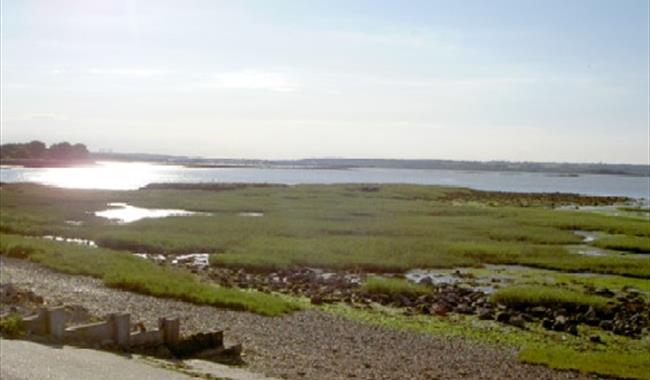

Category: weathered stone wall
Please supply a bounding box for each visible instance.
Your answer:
[65,321,113,344]
[129,330,164,347]
[18,306,237,360]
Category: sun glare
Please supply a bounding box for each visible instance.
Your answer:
[32,161,162,190]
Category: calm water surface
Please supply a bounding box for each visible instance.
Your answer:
[1,161,648,198]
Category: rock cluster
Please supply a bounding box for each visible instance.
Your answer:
[208,267,361,303]
[1,283,97,327]
[0,283,44,316]
[204,267,650,338]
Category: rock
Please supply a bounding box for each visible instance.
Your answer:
[430,303,448,317]
[416,304,430,315]
[395,295,412,308]
[507,315,526,329]
[478,308,493,320]
[595,288,615,297]
[589,335,602,344]
[554,315,567,324]
[584,306,598,323]
[552,320,566,332]
[495,312,511,323]
[454,303,473,315]
[599,320,613,330]
[567,323,578,336]
[529,306,547,317]
[552,316,567,332]
[520,313,535,322]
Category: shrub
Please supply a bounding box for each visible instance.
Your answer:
[0,313,25,337]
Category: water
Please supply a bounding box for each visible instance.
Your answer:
[42,235,97,247]
[238,212,264,217]
[405,269,459,285]
[574,230,597,243]
[405,269,500,294]
[567,245,649,259]
[1,161,648,198]
[95,202,205,223]
[171,253,210,267]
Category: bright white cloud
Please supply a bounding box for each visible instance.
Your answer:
[211,70,299,92]
[88,68,171,77]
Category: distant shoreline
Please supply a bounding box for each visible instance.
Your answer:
[0,158,96,168]
[94,154,649,177]
[1,157,649,178]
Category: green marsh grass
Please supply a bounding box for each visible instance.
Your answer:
[2,184,649,277]
[519,346,650,380]
[0,234,299,316]
[592,235,650,254]
[490,285,610,310]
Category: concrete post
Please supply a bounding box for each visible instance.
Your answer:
[159,317,180,347]
[47,307,66,340]
[111,313,131,348]
[211,331,224,348]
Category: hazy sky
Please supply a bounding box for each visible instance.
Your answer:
[1,0,649,163]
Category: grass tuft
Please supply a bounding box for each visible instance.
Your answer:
[490,285,610,310]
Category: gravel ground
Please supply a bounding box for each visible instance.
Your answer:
[0,257,600,380]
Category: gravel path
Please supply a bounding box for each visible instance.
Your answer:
[0,257,599,380]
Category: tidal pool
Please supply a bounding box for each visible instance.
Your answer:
[405,269,501,294]
[238,212,264,217]
[171,253,210,267]
[574,230,597,243]
[95,202,206,223]
[133,253,166,262]
[405,269,459,285]
[568,245,649,259]
[42,235,97,247]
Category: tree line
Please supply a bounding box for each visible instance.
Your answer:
[0,141,90,160]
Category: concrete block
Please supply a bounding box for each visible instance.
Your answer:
[110,313,130,348]
[64,321,112,344]
[159,317,180,346]
[47,307,66,339]
[129,330,163,347]
[23,312,47,335]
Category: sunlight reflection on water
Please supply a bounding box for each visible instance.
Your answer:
[95,202,203,223]
[29,161,168,190]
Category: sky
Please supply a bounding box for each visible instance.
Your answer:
[1,0,649,163]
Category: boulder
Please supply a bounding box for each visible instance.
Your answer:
[507,315,526,329]
[495,311,511,323]
[589,335,602,344]
[478,308,493,320]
